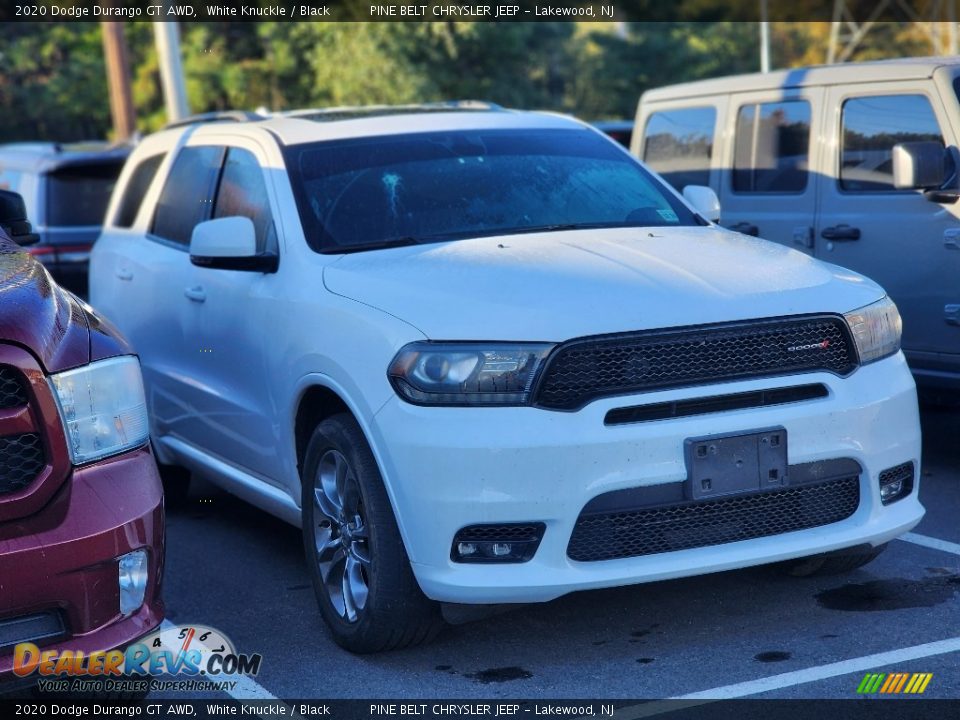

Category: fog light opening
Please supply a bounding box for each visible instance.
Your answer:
[878,462,914,505]
[451,523,545,563]
[118,549,149,617]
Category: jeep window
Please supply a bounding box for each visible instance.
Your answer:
[151,146,224,246]
[287,128,699,253]
[114,153,165,228]
[213,148,278,255]
[733,100,811,193]
[47,162,123,227]
[642,107,716,191]
[840,95,944,191]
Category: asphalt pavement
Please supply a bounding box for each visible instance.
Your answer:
[156,405,959,702]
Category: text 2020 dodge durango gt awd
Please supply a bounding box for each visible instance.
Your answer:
[90,106,923,652]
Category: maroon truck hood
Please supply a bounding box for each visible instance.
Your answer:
[0,236,90,373]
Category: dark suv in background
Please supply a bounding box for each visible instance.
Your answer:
[0,142,129,296]
[0,190,163,692]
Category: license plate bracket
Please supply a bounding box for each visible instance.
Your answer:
[684,427,788,501]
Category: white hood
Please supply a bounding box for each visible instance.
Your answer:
[323,227,885,341]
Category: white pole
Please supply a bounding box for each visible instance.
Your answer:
[760,0,771,73]
[153,21,190,123]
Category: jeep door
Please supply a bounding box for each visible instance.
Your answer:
[716,88,823,255]
[816,82,960,372]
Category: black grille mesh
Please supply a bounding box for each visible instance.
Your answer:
[568,477,860,562]
[0,366,28,409]
[879,462,913,487]
[536,317,857,410]
[0,433,45,495]
[455,524,546,542]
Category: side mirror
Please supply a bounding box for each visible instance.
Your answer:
[0,189,40,246]
[189,216,277,272]
[892,141,946,190]
[682,185,721,223]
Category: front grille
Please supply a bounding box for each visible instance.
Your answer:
[535,316,857,410]
[568,476,860,562]
[0,366,28,409]
[0,433,45,495]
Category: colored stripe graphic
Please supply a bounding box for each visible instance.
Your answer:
[857,672,932,694]
[893,673,909,693]
[879,674,896,693]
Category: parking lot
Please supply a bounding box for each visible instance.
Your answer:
[153,404,958,702]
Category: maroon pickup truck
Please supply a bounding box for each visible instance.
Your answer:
[0,190,164,691]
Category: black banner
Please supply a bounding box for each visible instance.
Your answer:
[0,699,954,720]
[1,0,957,23]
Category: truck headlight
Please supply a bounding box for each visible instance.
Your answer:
[388,342,554,405]
[844,296,902,364]
[49,356,149,465]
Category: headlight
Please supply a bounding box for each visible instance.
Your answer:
[49,356,149,465]
[388,342,555,405]
[844,296,902,364]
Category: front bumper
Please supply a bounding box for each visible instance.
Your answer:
[372,353,923,603]
[0,448,164,682]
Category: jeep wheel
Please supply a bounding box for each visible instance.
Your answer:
[301,414,443,653]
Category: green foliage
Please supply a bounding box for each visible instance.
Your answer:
[0,23,110,141]
[0,19,949,143]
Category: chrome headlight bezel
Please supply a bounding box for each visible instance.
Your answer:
[844,296,902,365]
[49,355,150,465]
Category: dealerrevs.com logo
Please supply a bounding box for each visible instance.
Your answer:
[13,624,262,693]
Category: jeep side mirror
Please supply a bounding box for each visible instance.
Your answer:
[0,189,40,246]
[682,185,721,223]
[892,141,946,190]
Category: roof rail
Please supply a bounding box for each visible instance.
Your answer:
[427,100,504,110]
[164,110,266,130]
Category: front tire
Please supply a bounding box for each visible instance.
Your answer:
[301,413,443,653]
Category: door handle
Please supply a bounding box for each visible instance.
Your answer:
[821,224,861,241]
[729,221,760,237]
[115,267,133,281]
[184,286,206,303]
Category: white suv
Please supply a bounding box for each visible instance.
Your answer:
[90,106,923,652]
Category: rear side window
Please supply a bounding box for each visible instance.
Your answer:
[733,100,811,193]
[47,162,123,226]
[642,107,716,190]
[151,146,224,246]
[213,148,277,254]
[114,153,165,228]
[840,95,944,191]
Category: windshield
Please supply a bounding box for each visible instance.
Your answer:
[285,128,699,253]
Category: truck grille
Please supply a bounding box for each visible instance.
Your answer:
[0,364,47,497]
[0,366,28,409]
[0,433,45,495]
[534,316,857,410]
[568,476,860,562]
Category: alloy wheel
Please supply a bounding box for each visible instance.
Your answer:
[313,449,371,622]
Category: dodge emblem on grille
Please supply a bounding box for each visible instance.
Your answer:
[787,340,831,352]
